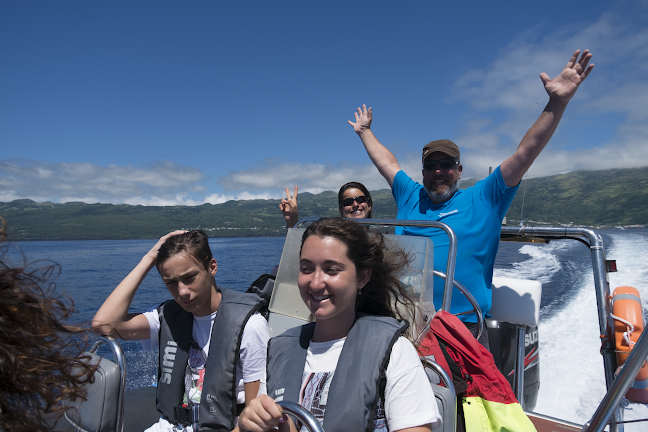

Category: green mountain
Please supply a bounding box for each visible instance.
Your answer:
[2,167,647,240]
[0,190,397,241]
[506,167,648,226]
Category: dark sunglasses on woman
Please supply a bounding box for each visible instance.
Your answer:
[339,196,369,207]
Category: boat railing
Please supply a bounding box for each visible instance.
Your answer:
[501,226,630,431]
[501,226,617,393]
[584,325,648,431]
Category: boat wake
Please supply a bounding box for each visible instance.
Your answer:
[532,232,648,429]
[494,242,567,285]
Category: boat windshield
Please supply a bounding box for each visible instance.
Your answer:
[269,227,436,337]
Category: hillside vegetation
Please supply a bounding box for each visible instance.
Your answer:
[0,189,398,240]
[506,167,648,226]
[1,167,647,240]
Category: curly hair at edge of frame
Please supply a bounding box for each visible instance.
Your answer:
[300,217,420,334]
[0,218,98,432]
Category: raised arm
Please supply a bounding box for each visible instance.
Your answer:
[500,49,594,187]
[279,186,299,229]
[348,105,402,187]
[91,230,187,340]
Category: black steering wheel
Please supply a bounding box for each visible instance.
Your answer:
[277,401,325,432]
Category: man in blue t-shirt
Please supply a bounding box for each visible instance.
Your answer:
[348,49,594,347]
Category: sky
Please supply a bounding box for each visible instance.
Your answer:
[1,0,647,206]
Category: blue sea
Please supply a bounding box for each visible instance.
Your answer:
[6,230,648,428]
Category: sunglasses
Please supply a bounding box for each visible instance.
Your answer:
[339,195,369,207]
[423,158,458,171]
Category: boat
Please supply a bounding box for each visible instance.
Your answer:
[61,218,648,432]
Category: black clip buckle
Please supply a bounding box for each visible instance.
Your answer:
[174,405,193,426]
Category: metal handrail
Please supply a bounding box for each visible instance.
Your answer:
[432,270,484,340]
[421,356,457,396]
[583,325,648,432]
[415,270,484,344]
[278,400,325,432]
[501,226,621,430]
[501,227,615,388]
[89,336,127,432]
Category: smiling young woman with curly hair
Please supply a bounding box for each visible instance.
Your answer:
[238,218,441,432]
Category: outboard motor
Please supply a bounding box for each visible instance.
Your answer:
[487,319,539,410]
[487,277,542,411]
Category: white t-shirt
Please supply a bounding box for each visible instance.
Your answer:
[141,306,269,432]
[296,336,441,432]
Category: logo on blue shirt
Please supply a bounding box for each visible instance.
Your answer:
[438,209,458,217]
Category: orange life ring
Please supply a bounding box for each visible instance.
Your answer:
[612,286,648,403]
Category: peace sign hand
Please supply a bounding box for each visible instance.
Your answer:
[279,186,299,229]
[540,49,594,104]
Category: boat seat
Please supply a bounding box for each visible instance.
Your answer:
[64,337,126,432]
[490,276,542,327]
[422,356,456,432]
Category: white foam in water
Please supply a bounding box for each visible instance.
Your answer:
[494,241,568,284]
[533,232,648,429]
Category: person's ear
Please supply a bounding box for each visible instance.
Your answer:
[358,269,372,289]
[209,259,218,276]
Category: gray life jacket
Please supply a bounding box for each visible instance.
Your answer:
[156,287,264,432]
[267,314,409,432]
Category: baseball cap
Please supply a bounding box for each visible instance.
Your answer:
[422,139,460,162]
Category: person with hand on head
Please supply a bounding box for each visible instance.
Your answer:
[280,182,373,229]
[92,230,269,432]
[238,217,440,432]
[348,49,594,348]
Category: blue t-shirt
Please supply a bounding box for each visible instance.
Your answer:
[391,167,519,322]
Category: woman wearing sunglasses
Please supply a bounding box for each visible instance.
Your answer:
[280,182,373,229]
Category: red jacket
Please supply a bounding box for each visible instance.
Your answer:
[419,311,536,432]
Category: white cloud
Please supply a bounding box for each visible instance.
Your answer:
[203,193,238,205]
[449,1,648,180]
[217,158,391,194]
[0,159,206,205]
[0,158,355,206]
[0,189,19,202]
[203,191,278,204]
